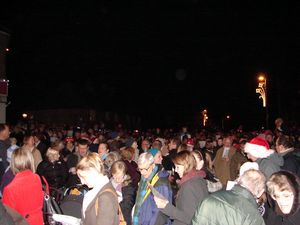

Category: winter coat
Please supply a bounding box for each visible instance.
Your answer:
[36,159,68,189]
[120,183,136,225]
[161,170,208,225]
[2,170,44,225]
[280,149,299,175]
[82,182,119,225]
[256,153,284,179]
[230,151,248,180]
[191,185,265,225]
[123,160,141,188]
[136,169,172,225]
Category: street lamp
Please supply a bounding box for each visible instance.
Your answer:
[256,74,269,128]
[202,109,208,127]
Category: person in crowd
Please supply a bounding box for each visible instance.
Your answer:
[98,142,110,161]
[162,137,180,171]
[61,137,75,160]
[148,148,163,165]
[0,124,10,182]
[76,153,119,225]
[22,135,42,169]
[133,152,172,225]
[152,139,163,152]
[66,138,90,187]
[120,147,141,188]
[230,140,249,180]
[140,139,151,154]
[191,150,223,193]
[126,137,140,163]
[245,137,283,179]
[33,133,48,160]
[111,160,136,225]
[104,151,121,177]
[36,148,68,189]
[213,136,236,186]
[2,148,44,225]
[264,170,300,225]
[191,169,266,225]
[6,137,19,164]
[186,138,194,151]
[275,135,299,175]
[154,150,208,225]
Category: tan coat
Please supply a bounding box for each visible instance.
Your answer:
[32,148,42,169]
[82,182,119,225]
[213,147,236,186]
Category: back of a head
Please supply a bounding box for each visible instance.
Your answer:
[11,147,35,174]
[76,152,104,175]
[238,169,266,198]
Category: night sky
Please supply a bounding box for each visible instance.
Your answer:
[0,1,299,129]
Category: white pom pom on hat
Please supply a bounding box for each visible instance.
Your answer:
[244,137,274,159]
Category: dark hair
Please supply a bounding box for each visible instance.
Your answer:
[276,136,293,148]
[77,138,90,146]
[0,124,8,133]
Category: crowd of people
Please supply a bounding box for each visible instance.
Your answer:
[0,117,299,225]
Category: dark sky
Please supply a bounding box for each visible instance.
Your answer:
[0,1,299,129]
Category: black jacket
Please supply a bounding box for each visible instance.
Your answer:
[120,183,136,225]
[37,159,68,188]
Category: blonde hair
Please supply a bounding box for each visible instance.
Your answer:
[120,147,134,161]
[111,160,132,186]
[46,148,60,162]
[267,171,296,199]
[76,152,104,175]
[11,147,35,174]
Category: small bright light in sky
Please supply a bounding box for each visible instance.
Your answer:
[5,48,9,52]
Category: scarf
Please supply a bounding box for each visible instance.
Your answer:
[132,165,158,225]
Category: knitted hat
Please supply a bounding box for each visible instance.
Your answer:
[244,137,274,158]
[148,148,159,157]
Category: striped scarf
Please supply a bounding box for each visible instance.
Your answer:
[132,165,158,225]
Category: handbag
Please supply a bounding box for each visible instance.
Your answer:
[40,176,63,225]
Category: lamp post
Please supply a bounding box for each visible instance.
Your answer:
[202,109,208,127]
[256,74,269,129]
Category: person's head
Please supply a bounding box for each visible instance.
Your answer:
[98,143,109,157]
[0,124,9,141]
[65,137,75,149]
[137,152,155,179]
[172,150,196,178]
[168,138,180,150]
[23,135,35,148]
[141,139,150,151]
[267,171,299,215]
[11,147,35,174]
[223,136,232,148]
[186,138,194,151]
[51,140,65,151]
[152,139,162,151]
[244,137,274,161]
[120,147,135,161]
[77,138,89,157]
[126,137,137,149]
[76,153,105,188]
[276,136,293,153]
[10,137,17,145]
[148,148,162,164]
[237,169,266,199]
[104,151,121,169]
[33,132,44,144]
[275,118,283,127]
[46,148,60,162]
[191,150,204,170]
[111,160,131,185]
[217,137,223,146]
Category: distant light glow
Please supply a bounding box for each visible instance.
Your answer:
[5,48,9,52]
[22,113,28,118]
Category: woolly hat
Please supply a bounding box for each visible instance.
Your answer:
[148,148,159,157]
[244,137,274,159]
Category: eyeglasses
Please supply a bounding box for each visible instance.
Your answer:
[138,164,153,172]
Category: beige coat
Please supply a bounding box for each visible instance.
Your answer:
[213,146,236,186]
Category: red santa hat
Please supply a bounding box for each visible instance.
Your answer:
[244,137,274,158]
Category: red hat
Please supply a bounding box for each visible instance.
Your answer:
[64,137,74,143]
[264,130,274,136]
[244,137,274,158]
[186,138,194,146]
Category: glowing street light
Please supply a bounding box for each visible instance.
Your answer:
[22,113,28,119]
[255,73,269,128]
[202,109,208,127]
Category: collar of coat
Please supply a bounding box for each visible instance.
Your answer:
[231,185,258,207]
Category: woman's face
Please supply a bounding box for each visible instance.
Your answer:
[174,164,185,178]
[77,168,99,188]
[273,190,294,214]
[98,143,108,156]
[112,172,125,184]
